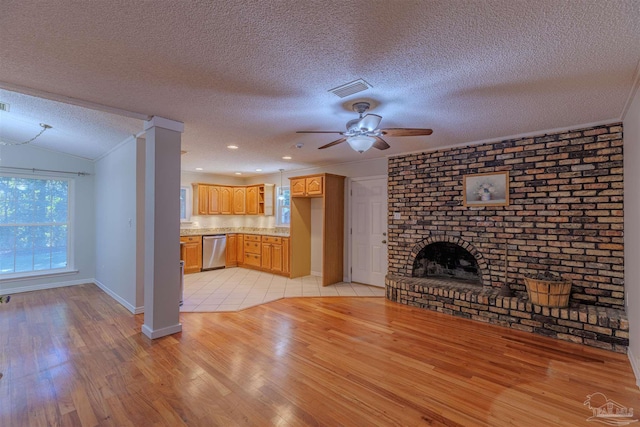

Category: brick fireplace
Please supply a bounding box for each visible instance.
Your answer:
[386,123,628,352]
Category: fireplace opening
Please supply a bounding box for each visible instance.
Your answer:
[412,242,481,284]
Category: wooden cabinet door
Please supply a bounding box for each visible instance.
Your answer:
[271,243,283,273]
[180,236,202,274]
[291,178,306,197]
[219,186,233,215]
[233,187,246,214]
[225,234,237,267]
[196,184,209,215]
[261,243,272,269]
[282,237,290,275]
[208,186,221,214]
[236,234,244,264]
[246,186,259,214]
[306,176,323,196]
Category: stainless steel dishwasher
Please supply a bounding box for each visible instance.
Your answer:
[202,235,227,270]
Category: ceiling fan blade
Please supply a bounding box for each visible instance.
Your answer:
[296,130,343,134]
[357,114,382,131]
[318,137,347,150]
[381,128,433,137]
[373,137,390,150]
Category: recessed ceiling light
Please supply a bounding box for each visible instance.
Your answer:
[255,168,262,172]
[282,156,292,160]
[227,145,239,149]
[235,172,242,175]
[195,167,203,171]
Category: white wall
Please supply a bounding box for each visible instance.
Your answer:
[94,137,142,312]
[0,144,95,293]
[624,86,640,384]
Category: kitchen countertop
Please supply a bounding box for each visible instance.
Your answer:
[180,227,290,237]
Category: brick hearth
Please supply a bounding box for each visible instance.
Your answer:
[386,275,628,353]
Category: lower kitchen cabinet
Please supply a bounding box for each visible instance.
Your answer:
[239,234,290,277]
[180,236,202,274]
[243,235,262,267]
[226,234,238,267]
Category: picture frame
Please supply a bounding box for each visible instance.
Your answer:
[463,171,509,207]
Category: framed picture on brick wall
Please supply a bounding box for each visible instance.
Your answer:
[463,171,509,207]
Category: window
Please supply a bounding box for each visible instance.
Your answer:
[0,175,70,276]
[180,186,192,222]
[276,186,290,226]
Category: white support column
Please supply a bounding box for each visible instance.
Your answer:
[141,116,184,339]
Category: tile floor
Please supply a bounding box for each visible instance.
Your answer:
[181,267,386,312]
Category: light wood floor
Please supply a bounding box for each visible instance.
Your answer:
[1,283,639,426]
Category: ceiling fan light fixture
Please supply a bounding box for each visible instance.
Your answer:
[347,135,376,153]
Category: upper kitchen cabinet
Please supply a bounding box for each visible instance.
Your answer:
[291,175,324,197]
[246,185,260,215]
[208,185,222,214]
[219,186,233,215]
[233,187,246,214]
[192,183,274,216]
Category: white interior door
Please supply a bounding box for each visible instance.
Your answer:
[350,177,388,287]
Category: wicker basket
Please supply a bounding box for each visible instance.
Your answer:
[524,277,572,308]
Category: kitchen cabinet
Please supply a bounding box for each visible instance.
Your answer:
[219,186,233,215]
[271,241,283,273]
[180,236,202,274]
[238,234,289,277]
[208,185,221,214]
[261,241,272,270]
[246,185,260,215]
[282,237,290,275]
[236,234,244,264]
[243,234,262,267]
[192,183,273,216]
[233,187,246,214]
[192,184,222,215]
[261,236,280,271]
[226,234,237,267]
[290,175,324,197]
[289,173,345,286]
[196,184,209,215]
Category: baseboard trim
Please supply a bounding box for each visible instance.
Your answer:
[141,323,182,339]
[628,347,640,389]
[1,278,87,294]
[93,279,138,314]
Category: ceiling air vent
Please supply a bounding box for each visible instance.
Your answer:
[0,102,9,112]
[328,79,372,98]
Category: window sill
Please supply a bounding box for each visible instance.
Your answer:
[0,269,79,282]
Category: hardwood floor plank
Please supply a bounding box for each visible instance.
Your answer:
[1,284,639,426]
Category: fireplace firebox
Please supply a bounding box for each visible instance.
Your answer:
[412,242,481,284]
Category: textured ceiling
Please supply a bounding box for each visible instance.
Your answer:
[1,0,639,176]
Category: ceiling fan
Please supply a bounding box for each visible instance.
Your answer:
[296,102,433,153]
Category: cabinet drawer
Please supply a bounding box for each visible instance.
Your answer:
[244,253,261,267]
[180,236,202,243]
[262,236,282,244]
[244,241,261,254]
[244,234,261,242]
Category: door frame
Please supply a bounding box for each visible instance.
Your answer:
[346,175,388,284]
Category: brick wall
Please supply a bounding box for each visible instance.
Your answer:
[388,123,624,308]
